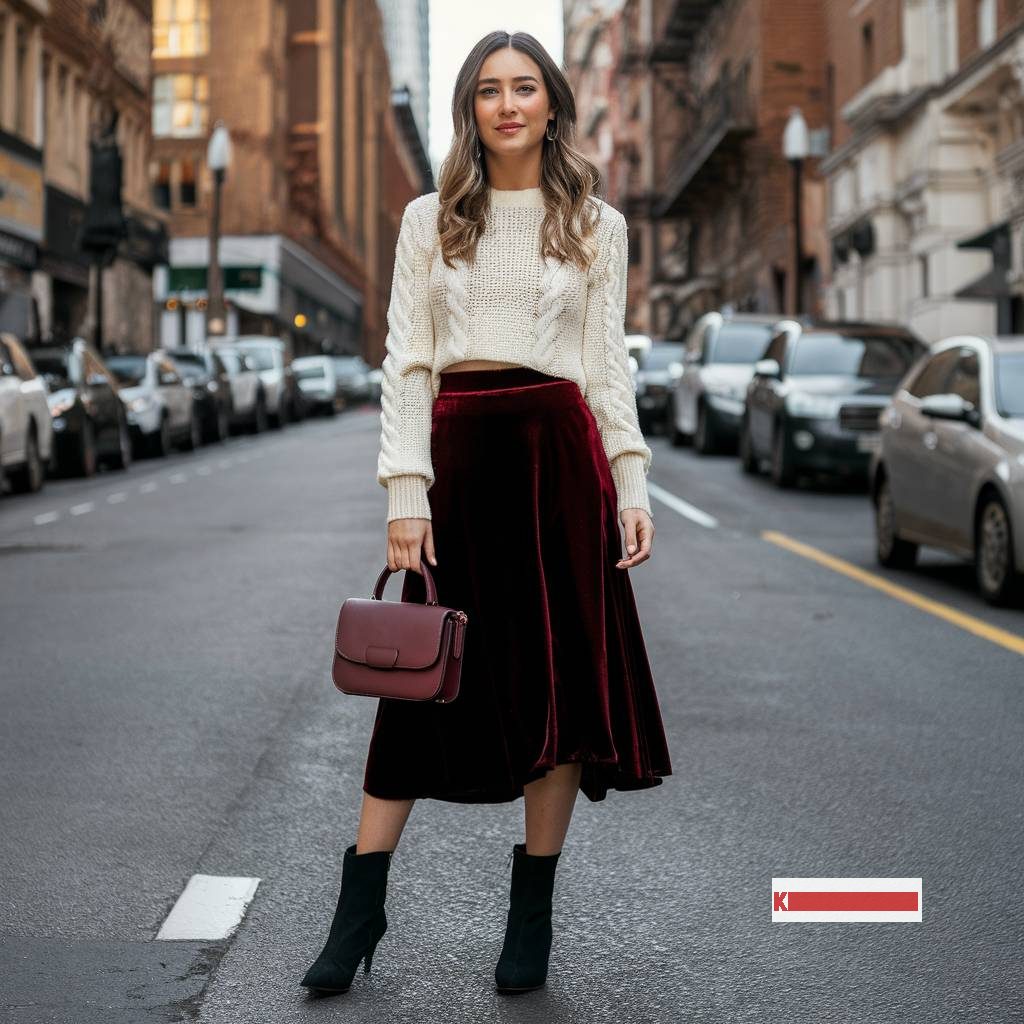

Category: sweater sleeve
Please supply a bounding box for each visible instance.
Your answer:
[580,210,653,516]
[376,199,436,523]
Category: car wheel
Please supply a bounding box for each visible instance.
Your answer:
[694,402,717,455]
[9,428,44,493]
[150,415,171,457]
[975,493,1022,606]
[109,417,132,471]
[252,396,268,434]
[182,411,202,451]
[75,419,98,477]
[216,406,230,442]
[739,416,759,475]
[770,422,796,488]
[875,476,918,568]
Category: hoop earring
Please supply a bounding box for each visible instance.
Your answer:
[545,119,557,141]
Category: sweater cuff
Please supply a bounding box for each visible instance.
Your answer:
[386,475,432,522]
[610,453,651,516]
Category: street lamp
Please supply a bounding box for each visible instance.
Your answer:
[783,107,809,316]
[205,121,232,339]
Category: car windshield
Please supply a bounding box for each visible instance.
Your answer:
[171,354,205,375]
[238,347,276,370]
[106,355,148,386]
[708,324,774,364]
[641,344,685,370]
[294,363,325,379]
[994,352,1024,417]
[789,332,918,378]
[216,349,242,373]
[31,353,75,389]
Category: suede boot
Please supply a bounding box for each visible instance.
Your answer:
[494,841,561,993]
[299,843,392,995]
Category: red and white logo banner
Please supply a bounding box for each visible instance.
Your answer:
[771,878,922,922]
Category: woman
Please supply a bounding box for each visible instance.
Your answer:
[300,29,672,998]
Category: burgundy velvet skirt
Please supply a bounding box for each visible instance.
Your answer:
[362,366,672,804]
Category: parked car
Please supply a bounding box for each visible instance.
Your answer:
[105,350,200,457]
[670,311,786,452]
[332,355,373,406]
[366,366,383,404]
[0,332,54,494]
[166,345,267,440]
[739,320,927,488]
[32,338,132,476]
[870,334,1024,605]
[293,356,342,415]
[634,341,686,434]
[230,336,292,427]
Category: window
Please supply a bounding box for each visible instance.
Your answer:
[919,254,929,299]
[152,161,172,209]
[153,0,210,57]
[16,22,28,137]
[861,21,874,86]
[977,0,996,49]
[927,0,957,80]
[906,348,959,398]
[179,158,197,206]
[152,74,208,137]
[946,349,980,407]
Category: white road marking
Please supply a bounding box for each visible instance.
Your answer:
[140,481,158,493]
[168,472,187,483]
[156,874,261,941]
[648,481,719,528]
[33,510,60,525]
[107,491,128,503]
[196,465,212,475]
[70,502,95,516]
[217,459,232,468]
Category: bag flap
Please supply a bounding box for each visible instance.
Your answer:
[335,597,450,671]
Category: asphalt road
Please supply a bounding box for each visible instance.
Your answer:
[1,406,1022,1023]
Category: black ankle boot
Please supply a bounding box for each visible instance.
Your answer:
[299,843,392,995]
[494,842,561,993]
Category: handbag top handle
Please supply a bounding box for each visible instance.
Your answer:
[372,562,439,605]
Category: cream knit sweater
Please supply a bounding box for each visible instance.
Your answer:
[376,185,653,523]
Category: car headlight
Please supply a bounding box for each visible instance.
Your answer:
[787,393,841,418]
[206,380,219,392]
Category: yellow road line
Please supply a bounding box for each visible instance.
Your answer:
[761,529,1024,657]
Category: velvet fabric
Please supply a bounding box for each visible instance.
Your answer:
[362,366,672,803]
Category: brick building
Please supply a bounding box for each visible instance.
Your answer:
[822,0,1024,340]
[591,0,829,340]
[150,0,432,362]
[0,0,166,351]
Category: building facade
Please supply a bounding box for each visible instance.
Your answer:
[150,0,433,362]
[822,0,1024,341]
[1,0,164,351]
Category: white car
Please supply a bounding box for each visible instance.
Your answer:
[0,332,54,494]
[230,336,291,427]
[293,356,341,415]
[106,350,200,457]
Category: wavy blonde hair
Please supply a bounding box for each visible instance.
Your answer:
[436,30,604,273]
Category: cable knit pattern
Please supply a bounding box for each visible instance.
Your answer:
[376,185,653,522]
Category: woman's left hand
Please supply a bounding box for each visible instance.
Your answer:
[616,508,654,569]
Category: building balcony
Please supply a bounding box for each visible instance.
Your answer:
[654,69,755,219]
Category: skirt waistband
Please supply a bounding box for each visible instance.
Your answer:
[437,365,572,394]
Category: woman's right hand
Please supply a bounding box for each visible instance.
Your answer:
[387,518,437,574]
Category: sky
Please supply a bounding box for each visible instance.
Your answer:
[428,1,565,176]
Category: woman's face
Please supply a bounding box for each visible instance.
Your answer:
[474,47,553,158]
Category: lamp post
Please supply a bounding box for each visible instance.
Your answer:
[205,121,232,340]
[783,107,809,316]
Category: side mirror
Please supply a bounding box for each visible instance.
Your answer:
[753,358,781,379]
[920,392,978,425]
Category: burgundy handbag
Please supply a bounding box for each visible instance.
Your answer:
[332,562,469,703]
